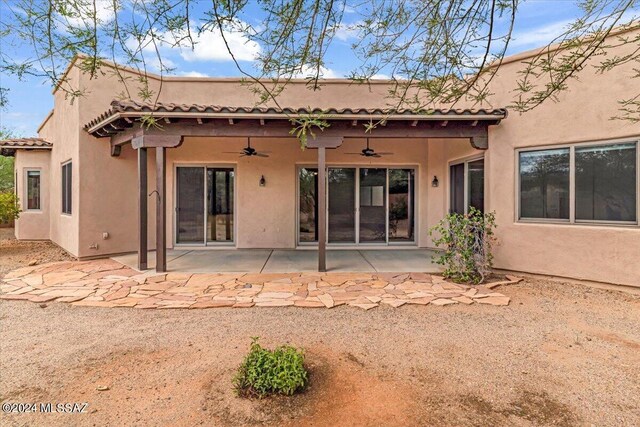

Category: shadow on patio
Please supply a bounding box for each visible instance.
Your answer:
[112,249,442,273]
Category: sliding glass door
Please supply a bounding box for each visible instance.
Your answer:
[176,167,205,243]
[329,168,356,243]
[176,166,235,245]
[359,168,387,243]
[298,166,416,245]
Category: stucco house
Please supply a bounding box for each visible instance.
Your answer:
[2,28,639,288]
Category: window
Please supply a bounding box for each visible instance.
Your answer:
[518,141,638,224]
[62,162,72,215]
[25,170,41,210]
[519,149,570,220]
[575,143,636,222]
[450,158,484,214]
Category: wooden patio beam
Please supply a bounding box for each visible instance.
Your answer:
[138,147,148,270]
[317,146,327,272]
[308,136,343,272]
[156,146,167,273]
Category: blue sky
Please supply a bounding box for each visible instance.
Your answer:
[1,0,638,136]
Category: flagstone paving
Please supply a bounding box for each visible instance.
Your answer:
[0,260,520,310]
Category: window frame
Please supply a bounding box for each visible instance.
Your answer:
[61,161,72,216]
[23,168,42,212]
[516,138,640,227]
[448,154,485,215]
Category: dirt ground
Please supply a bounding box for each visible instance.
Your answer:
[0,228,73,277]
[1,234,639,426]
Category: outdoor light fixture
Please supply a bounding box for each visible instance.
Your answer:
[259,175,266,187]
[432,176,439,187]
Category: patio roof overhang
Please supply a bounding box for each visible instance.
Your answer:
[85,100,507,154]
[83,100,507,274]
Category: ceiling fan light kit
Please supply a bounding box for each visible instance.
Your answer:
[345,138,394,158]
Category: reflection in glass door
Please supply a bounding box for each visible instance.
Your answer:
[176,167,205,243]
[328,168,356,243]
[389,169,415,241]
[359,168,387,243]
[176,166,235,245]
[298,166,416,245]
[299,168,318,242]
[207,168,234,242]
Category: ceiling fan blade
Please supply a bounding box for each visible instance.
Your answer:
[344,152,364,155]
[222,151,242,154]
[376,152,394,155]
[255,153,270,157]
[371,153,382,158]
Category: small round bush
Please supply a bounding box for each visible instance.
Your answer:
[233,338,308,398]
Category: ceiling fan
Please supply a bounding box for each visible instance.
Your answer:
[224,138,270,157]
[345,138,394,158]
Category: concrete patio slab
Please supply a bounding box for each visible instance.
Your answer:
[262,250,376,273]
[359,249,440,272]
[113,249,442,273]
[112,250,191,268]
[168,249,272,273]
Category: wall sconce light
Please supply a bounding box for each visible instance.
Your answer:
[431,176,439,187]
[259,175,266,187]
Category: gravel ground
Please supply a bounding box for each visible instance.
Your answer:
[1,276,639,426]
[0,228,73,278]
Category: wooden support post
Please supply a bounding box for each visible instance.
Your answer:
[317,146,327,272]
[156,147,167,272]
[138,148,148,270]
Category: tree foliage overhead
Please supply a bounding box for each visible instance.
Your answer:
[0,0,638,120]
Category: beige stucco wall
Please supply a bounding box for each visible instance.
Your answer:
[14,150,50,240]
[481,29,640,286]
[166,136,441,249]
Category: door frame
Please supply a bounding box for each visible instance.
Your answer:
[295,163,419,247]
[173,163,238,247]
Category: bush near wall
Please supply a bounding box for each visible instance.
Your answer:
[429,207,497,285]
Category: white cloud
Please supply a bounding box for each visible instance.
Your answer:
[334,21,362,41]
[510,9,639,50]
[63,0,117,27]
[292,65,341,79]
[370,73,391,80]
[510,20,572,49]
[180,26,260,62]
[180,71,209,77]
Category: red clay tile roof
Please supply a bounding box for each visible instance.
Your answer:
[0,137,52,148]
[0,138,52,156]
[84,100,507,134]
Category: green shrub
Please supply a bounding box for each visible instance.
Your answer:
[233,337,308,398]
[0,191,20,223]
[429,207,497,284]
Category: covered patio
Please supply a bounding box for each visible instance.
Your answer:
[112,248,441,273]
[85,101,505,273]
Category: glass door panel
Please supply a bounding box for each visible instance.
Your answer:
[359,168,387,243]
[389,169,415,241]
[207,168,234,242]
[328,168,356,243]
[450,163,465,214]
[176,167,205,243]
[467,159,484,212]
[299,168,318,242]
